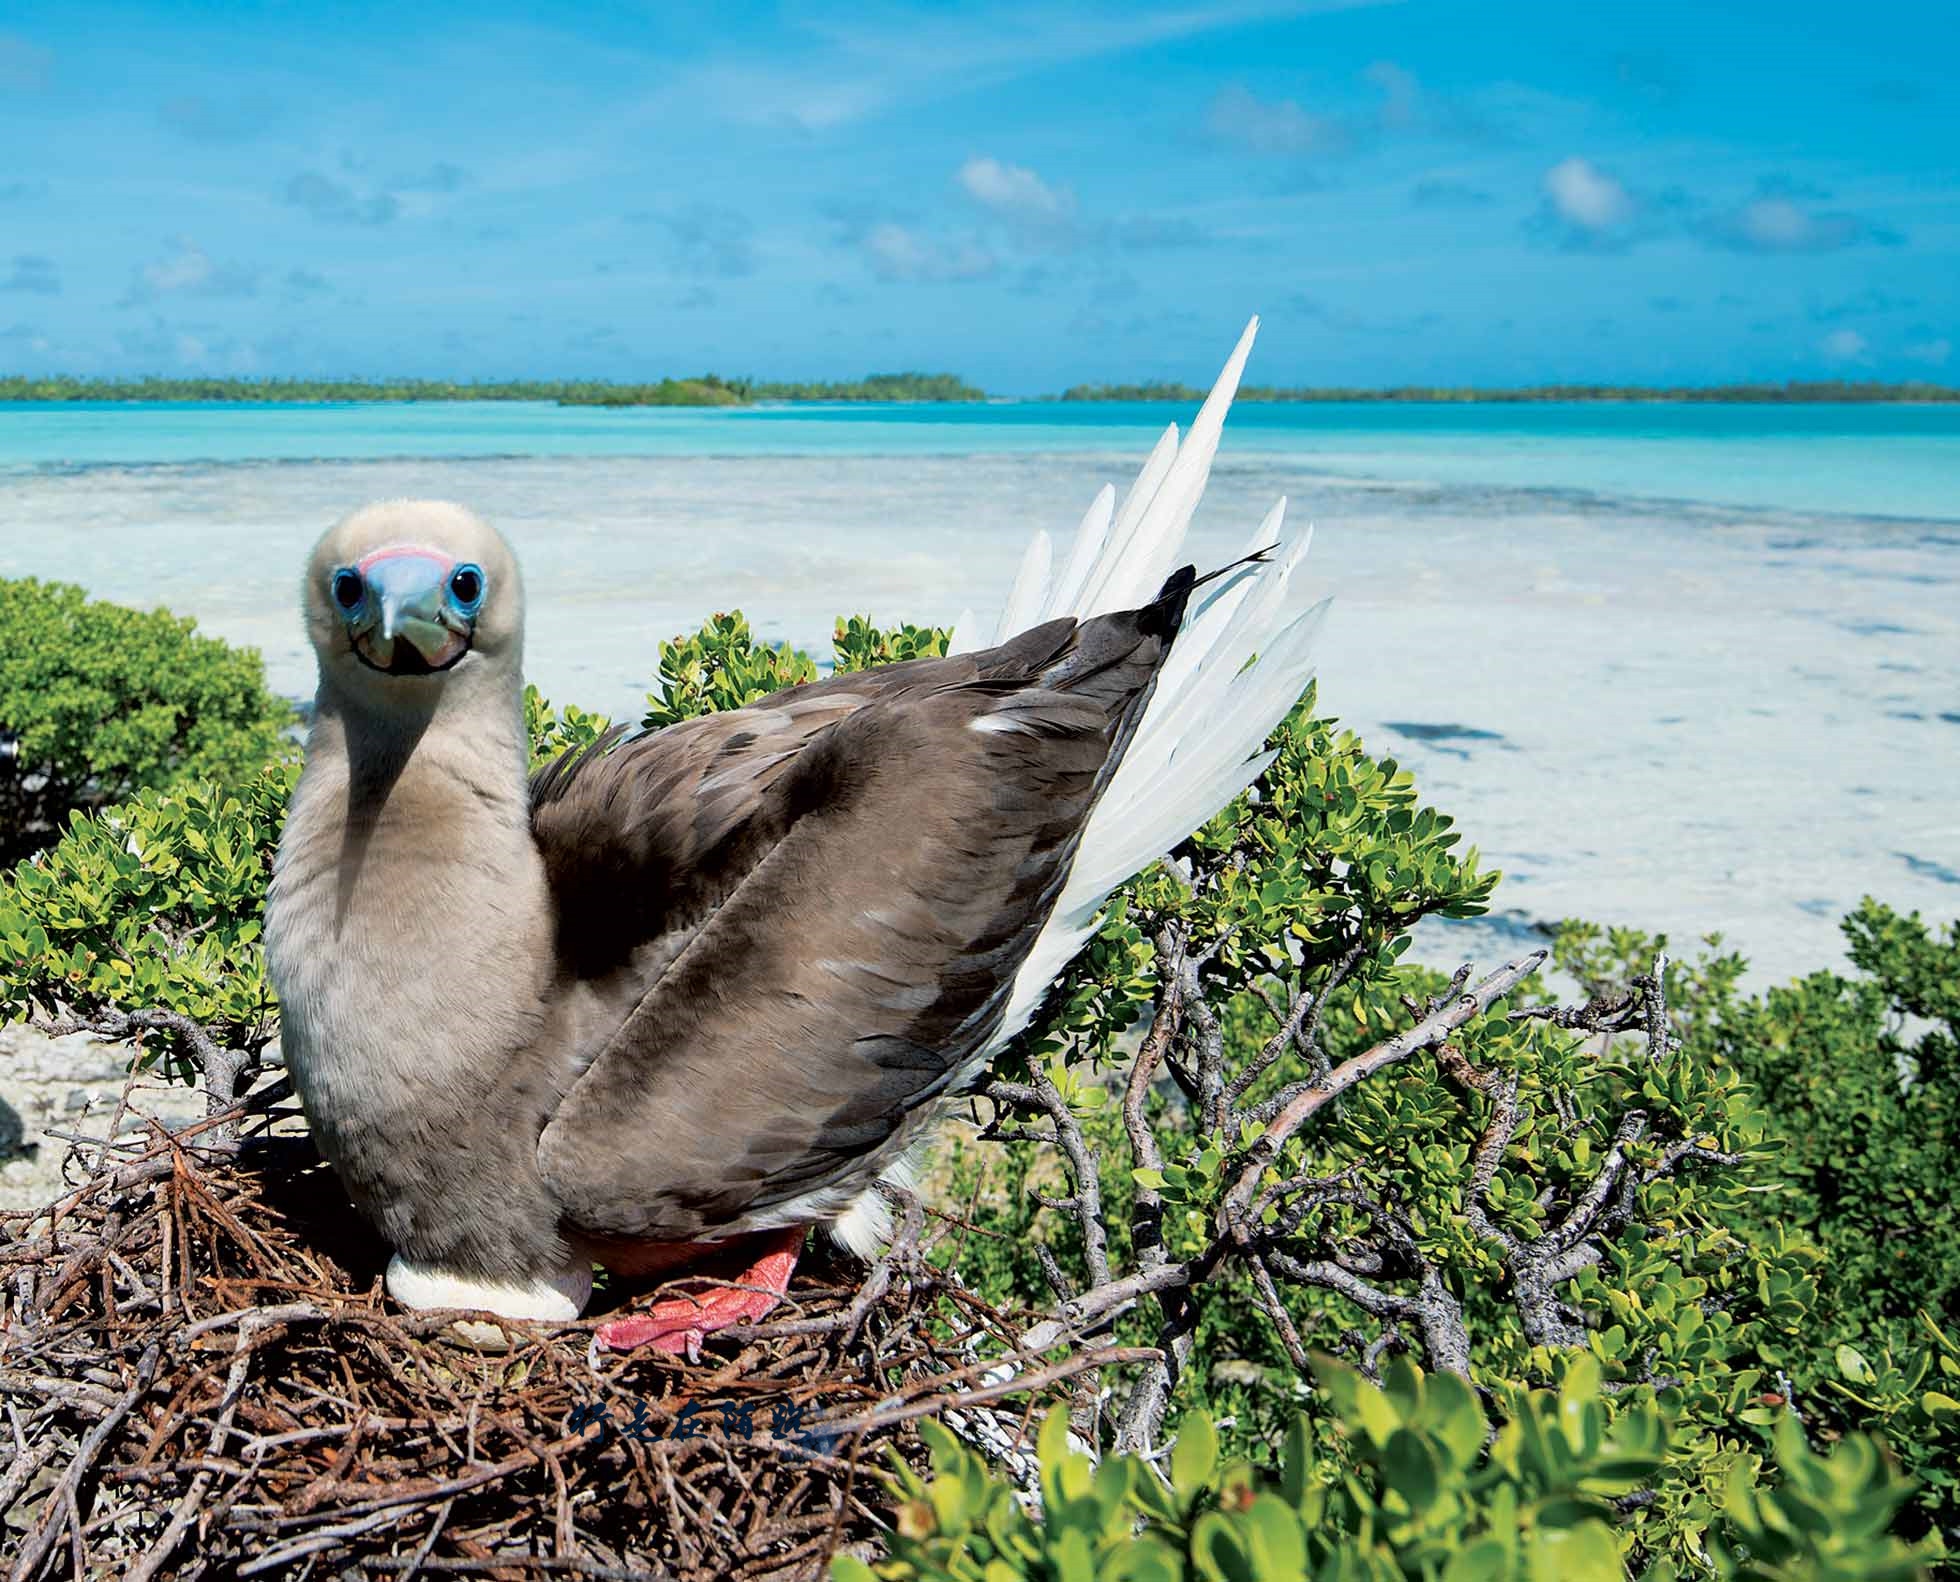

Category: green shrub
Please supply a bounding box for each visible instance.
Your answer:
[1555,908,1960,1558]
[832,615,955,673]
[1830,1317,1960,1551]
[926,690,1842,1568]
[639,608,953,729]
[0,763,295,1091]
[1712,902,1960,1336]
[835,1354,1927,1581]
[523,686,615,773]
[641,611,820,728]
[0,577,293,860]
[1555,905,1960,1342]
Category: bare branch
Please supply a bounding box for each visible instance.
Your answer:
[1227,939,1364,1107]
[1463,1072,1524,1259]
[1538,1111,1648,1259]
[29,1005,266,1148]
[1224,952,1546,1228]
[985,1071,1111,1293]
[1245,1251,1311,1373]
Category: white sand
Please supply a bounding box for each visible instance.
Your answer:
[8,451,1956,985]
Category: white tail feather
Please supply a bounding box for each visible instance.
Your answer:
[1078,423,1180,616]
[1081,317,1259,616]
[988,314,1323,1043]
[995,528,1053,643]
[1039,484,1115,629]
[838,315,1322,1254]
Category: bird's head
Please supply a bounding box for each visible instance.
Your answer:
[304,501,522,701]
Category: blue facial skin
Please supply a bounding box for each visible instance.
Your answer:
[332,554,486,674]
[332,567,365,616]
[446,562,485,618]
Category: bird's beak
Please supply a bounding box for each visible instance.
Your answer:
[350,551,471,674]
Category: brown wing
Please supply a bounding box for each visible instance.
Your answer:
[529,595,1186,1242]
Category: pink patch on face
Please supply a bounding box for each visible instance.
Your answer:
[412,627,471,670]
[356,544,458,576]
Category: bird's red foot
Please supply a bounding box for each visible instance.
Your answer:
[595,1228,805,1358]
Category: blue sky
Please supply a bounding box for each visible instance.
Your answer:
[0,1,1954,390]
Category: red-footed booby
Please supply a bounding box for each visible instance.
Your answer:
[265,317,1324,1355]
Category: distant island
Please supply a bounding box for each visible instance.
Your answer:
[559,372,989,406]
[3,371,1956,406]
[1058,378,1960,404]
[0,372,986,406]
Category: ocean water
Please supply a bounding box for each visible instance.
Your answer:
[1,398,1955,984]
[5,397,1959,521]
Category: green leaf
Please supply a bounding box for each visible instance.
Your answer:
[1836,1343,1874,1385]
[1244,1494,1306,1578]
[1190,1512,1255,1582]
[1381,1427,1442,1515]
[1170,1413,1218,1498]
[1526,1522,1623,1582]
[1443,1538,1513,1581]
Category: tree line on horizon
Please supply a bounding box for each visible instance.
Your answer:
[3,369,1957,406]
[0,371,987,406]
[1061,376,1960,404]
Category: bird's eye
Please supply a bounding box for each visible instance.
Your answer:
[331,568,364,611]
[448,563,485,613]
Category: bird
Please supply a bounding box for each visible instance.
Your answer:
[264,316,1325,1356]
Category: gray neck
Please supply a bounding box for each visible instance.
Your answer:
[268,663,569,1274]
[315,663,531,813]
[280,661,546,1054]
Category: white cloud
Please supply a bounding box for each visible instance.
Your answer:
[959,157,1071,223]
[1700,176,1892,254]
[1706,196,1875,254]
[120,238,258,307]
[1531,166,1888,256]
[285,170,399,226]
[1820,329,1870,363]
[1,254,58,294]
[0,323,52,357]
[1543,157,1634,233]
[957,156,1078,249]
[148,245,217,294]
[1905,337,1952,368]
[1205,83,1342,155]
[1738,199,1825,250]
[117,320,272,372]
[862,223,995,283]
[646,203,757,279]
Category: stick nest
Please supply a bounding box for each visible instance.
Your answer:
[0,1090,1098,1581]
